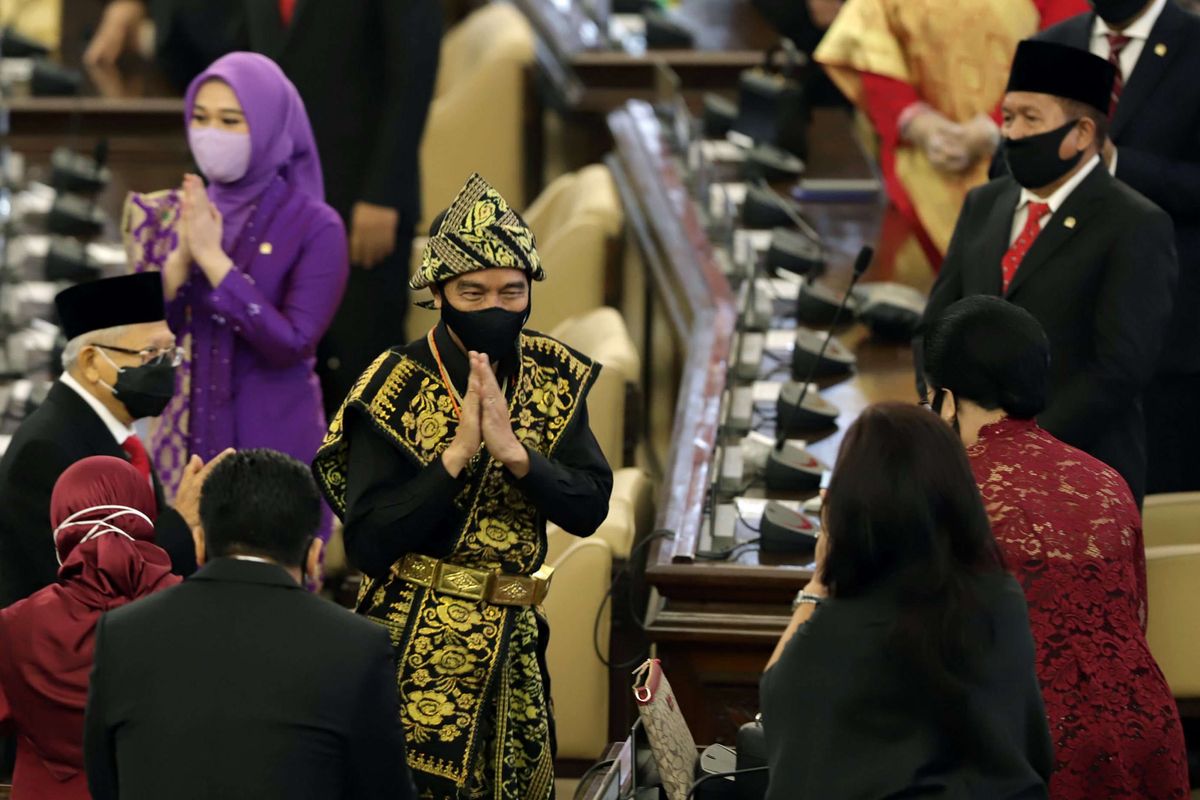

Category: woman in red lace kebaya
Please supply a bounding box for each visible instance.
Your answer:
[922,296,1189,800]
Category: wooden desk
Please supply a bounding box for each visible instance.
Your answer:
[6,0,191,234]
[609,99,914,744]
[514,0,777,114]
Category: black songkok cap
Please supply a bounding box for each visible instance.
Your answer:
[1006,39,1116,115]
[54,273,166,341]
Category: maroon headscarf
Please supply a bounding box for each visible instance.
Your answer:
[0,457,180,785]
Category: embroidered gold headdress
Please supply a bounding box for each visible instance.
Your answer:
[411,173,545,296]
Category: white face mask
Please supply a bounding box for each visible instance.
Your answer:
[52,505,152,566]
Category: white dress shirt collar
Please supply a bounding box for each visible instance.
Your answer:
[1017,154,1102,215]
[60,372,135,445]
[1092,0,1167,42]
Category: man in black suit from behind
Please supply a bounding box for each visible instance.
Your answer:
[0,274,211,608]
[84,449,415,800]
[921,40,1177,505]
[1035,0,1200,492]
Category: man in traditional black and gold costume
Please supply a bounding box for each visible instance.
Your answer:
[313,173,612,800]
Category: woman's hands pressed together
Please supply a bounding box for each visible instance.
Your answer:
[180,174,233,289]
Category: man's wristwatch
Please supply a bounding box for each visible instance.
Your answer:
[792,591,825,611]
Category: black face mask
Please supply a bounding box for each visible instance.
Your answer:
[100,353,176,419]
[441,300,530,363]
[1090,0,1148,25]
[1003,119,1084,190]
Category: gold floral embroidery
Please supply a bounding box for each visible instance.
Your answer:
[314,331,596,800]
[407,691,457,727]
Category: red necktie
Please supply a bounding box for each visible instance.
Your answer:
[122,435,153,483]
[1002,202,1051,293]
[1107,34,1132,116]
[279,0,297,26]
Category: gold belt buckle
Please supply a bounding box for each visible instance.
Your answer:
[434,562,492,602]
[399,553,437,587]
[491,564,555,606]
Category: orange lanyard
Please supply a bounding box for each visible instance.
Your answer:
[428,329,464,418]
[426,328,508,419]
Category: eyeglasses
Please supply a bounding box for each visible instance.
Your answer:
[93,344,184,367]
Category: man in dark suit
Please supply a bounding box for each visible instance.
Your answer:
[0,274,213,608]
[87,0,443,417]
[84,449,416,800]
[921,40,1177,504]
[243,0,442,417]
[1035,0,1200,492]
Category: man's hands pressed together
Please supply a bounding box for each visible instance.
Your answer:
[440,352,529,479]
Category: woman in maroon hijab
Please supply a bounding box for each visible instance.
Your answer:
[0,457,180,800]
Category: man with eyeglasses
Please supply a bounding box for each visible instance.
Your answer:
[0,273,225,608]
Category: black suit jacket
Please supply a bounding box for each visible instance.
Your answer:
[84,558,416,800]
[1036,1,1200,372]
[0,381,195,607]
[242,0,442,224]
[922,166,1177,503]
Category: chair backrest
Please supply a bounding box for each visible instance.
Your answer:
[526,166,624,332]
[1143,492,1200,549]
[0,783,11,800]
[550,308,641,466]
[543,535,616,760]
[525,165,623,242]
[1144,544,1200,698]
[612,467,655,551]
[545,481,637,564]
[420,3,535,231]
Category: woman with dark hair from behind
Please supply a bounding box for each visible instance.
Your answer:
[922,296,1188,800]
[760,402,1053,799]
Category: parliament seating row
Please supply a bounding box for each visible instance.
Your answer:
[1142,491,1200,710]
[421,2,536,233]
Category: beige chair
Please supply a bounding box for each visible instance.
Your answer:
[420,3,535,234]
[551,307,641,467]
[543,533,616,761]
[525,165,624,333]
[1142,492,1200,549]
[1144,544,1200,703]
[545,466,652,565]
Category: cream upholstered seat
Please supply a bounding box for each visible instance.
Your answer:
[550,307,640,467]
[1142,492,1200,549]
[524,165,624,333]
[1144,544,1200,700]
[543,534,616,761]
[420,3,534,234]
[544,467,653,566]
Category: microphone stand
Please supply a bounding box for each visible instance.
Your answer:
[766,246,873,485]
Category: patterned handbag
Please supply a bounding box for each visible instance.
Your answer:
[632,659,698,800]
[121,189,192,499]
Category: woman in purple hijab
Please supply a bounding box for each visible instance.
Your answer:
[159,52,348,545]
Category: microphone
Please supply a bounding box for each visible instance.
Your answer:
[763,246,871,497]
[775,245,872,451]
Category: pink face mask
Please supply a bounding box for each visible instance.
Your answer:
[187,127,252,184]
